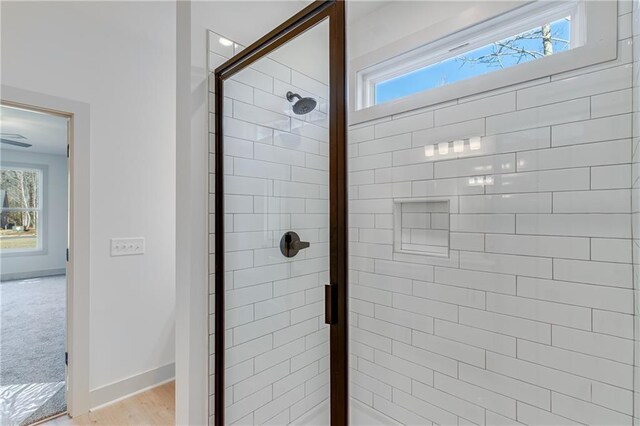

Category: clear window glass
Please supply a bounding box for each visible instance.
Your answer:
[1,168,42,251]
[375,17,571,104]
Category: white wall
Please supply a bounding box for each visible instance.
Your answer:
[1,150,68,279]
[1,0,176,404]
[347,1,521,59]
[348,1,635,424]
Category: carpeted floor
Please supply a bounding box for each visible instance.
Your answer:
[0,275,66,425]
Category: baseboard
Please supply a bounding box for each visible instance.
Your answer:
[1,268,66,282]
[89,363,175,409]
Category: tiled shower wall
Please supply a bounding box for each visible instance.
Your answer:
[632,0,640,424]
[348,2,638,424]
[208,31,235,425]
[208,31,331,425]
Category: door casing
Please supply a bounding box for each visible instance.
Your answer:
[0,87,91,417]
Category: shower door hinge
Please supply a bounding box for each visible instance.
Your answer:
[67,144,70,158]
[65,352,68,366]
[66,248,69,262]
[325,283,338,325]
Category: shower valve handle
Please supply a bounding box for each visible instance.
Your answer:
[291,240,310,250]
[280,231,310,257]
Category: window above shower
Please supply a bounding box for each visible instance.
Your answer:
[348,0,618,124]
[374,9,576,105]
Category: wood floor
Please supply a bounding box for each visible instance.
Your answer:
[42,381,175,426]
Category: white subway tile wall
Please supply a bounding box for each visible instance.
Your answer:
[631,1,640,426]
[208,30,330,425]
[209,2,640,424]
[209,32,233,426]
[348,2,637,424]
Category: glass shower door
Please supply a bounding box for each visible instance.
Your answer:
[222,45,330,423]
[213,4,347,423]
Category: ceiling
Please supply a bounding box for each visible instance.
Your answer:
[263,1,396,85]
[346,1,392,23]
[213,1,395,47]
[0,105,68,156]
[295,0,396,23]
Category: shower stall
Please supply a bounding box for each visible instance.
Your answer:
[208,0,640,424]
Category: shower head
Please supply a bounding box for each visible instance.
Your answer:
[286,91,317,115]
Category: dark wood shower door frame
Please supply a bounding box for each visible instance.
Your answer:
[213,1,348,424]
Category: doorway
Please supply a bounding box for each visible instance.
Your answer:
[0,103,70,425]
[213,1,347,424]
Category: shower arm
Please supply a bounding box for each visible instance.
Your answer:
[286,91,302,102]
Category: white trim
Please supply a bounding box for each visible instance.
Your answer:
[175,2,209,425]
[89,363,175,409]
[1,268,65,281]
[364,1,584,107]
[349,0,618,125]
[1,85,92,417]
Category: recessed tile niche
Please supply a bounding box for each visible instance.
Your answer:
[393,199,450,257]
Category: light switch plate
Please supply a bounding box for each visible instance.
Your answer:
[110,237,145,256]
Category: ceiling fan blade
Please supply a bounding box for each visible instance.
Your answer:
[1,138,32,148]
[0,133,27,139]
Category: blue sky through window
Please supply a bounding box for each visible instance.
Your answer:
[375,18,571,104]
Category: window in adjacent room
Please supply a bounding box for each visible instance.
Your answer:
[0,166,43,251]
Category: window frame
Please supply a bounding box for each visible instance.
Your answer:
[349,0,618,125]
[368,1,583,106]
[0,162,47,256]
